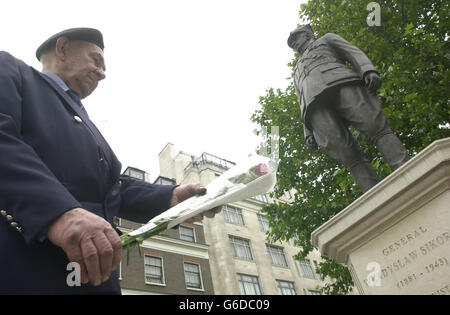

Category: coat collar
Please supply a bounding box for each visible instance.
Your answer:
[35,68,89,122]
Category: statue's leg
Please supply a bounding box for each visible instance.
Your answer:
[347,161,381,192]
[338,84,410,171]
[374,133,411,170]
[309,102,380,192]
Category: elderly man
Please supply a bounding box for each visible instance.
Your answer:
[0,28,213,294]
[287,25,410,192]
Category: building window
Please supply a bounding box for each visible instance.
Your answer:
[298,259,315,279]
[179,225,195,242]
[277,280,296,295]
[144,256,164,285]
[308,290,322,295]
[184,263,203,290]
[257,214,270,232]
[124,167,145,181]
[223,205,245,226]
[237,274,262,295]
[252,194,268,203]
[266,245,288,267]
[154,176,176,185]
[229,236,253,261]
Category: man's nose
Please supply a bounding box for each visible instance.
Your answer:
[95,68,106,81]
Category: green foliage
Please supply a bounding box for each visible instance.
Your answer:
[252,0,449,294]
[314,257,355,295]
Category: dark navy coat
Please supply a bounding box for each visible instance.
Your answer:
[0,51,176,294]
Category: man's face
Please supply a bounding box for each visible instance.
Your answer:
[292,31,313,54]
[59,40,106,99]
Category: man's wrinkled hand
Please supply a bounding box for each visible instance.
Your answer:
[185,206,223,224]
[169,183,206,207]
[47,208,122,287]
[170,183,223,224]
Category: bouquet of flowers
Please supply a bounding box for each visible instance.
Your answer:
[120,155,277,261]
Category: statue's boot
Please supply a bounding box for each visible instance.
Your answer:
[374,132,410,170]
[347,132,410,193]
[348,160,381,193]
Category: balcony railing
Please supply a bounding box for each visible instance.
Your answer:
[185,152,236,172]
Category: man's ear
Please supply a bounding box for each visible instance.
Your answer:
[55,37,70,61]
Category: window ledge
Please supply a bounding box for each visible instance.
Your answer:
[272,264,290,269]
[145,282,167,287]
[233,257,256,263]
[186,287,205,292]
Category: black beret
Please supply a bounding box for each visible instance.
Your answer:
[287,25,313,49]
[36,27,104,60]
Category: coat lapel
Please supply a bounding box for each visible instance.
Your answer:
[35,69,90,122]
[34,68,121,184]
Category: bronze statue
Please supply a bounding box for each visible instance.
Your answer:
[288,25,410,192]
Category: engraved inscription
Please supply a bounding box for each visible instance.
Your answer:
[381,226,427,257]
[431,283,450,295]
[351,188,450,295]
[362,225,450,292]
[379,229,450,281]
[396,257,449,290]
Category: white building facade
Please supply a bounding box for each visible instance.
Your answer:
[156,143,331,295]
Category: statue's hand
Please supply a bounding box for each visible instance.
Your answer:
[364,72,382,93]
[305,135,318,150]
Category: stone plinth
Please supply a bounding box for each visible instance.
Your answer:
[311,138,450,295]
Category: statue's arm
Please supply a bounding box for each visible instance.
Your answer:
[324,33,378,78]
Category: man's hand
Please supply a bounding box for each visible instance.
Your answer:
[185,206,223,224]
[170,183,222,223]
[169,183,206,207]
[364,71,382,93]
[47,208,122,287]
[305,135,318,150]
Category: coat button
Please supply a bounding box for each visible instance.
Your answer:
[74,116,83,123]
[6,215,13,221]
[0,210,6,216]
[113,216,120,226]
[10,222,18,228]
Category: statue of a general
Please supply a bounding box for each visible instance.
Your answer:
[288,25,410,192]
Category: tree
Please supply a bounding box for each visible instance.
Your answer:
[251,0,449,294]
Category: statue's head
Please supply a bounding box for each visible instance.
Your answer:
[287,24,315,54]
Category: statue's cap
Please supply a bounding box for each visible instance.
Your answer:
[36,27,104,61]
[287,25,313,48]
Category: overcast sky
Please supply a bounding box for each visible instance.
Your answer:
[1,0,307,181]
